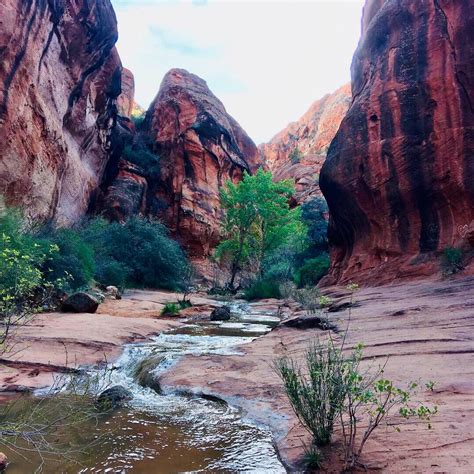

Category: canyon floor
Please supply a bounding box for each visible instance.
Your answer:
[1,278,473,472]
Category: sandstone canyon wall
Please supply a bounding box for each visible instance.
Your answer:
[260,84,351,204]
[99,69,260,257]
[0,0,122,226]
[320,0,474,284]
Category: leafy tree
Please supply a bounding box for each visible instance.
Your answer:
[216,170,305,289]
[301,197,329,255]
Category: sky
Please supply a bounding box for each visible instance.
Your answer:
[111,0,365,144]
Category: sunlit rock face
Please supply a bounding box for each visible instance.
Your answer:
[320,0,474,284]
[117,68,135,118]
[260,84,351,204]
[100,68,261,257]
[0,0,122,225]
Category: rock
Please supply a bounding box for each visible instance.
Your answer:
[117,68,135,118]
[281,315,338,332]
[105,286,121,300]
[260,84,351,204]
[210,305,231,321]
[134,356,164,393]
[320,0,474,284]
[96,385,133,411]
[0,452,7,472]
[61,293,99,314]
[104,69,260,258]
[0,0,122,226]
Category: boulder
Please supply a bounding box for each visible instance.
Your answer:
[105,286,122,300]
[96,385,133,411]
[61,293,100,314]
[210,305,232,321]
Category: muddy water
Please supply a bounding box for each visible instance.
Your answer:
[3,302,286,473]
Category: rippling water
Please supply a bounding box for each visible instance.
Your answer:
[3,301,286,473]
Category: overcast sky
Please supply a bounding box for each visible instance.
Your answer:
[111,0,364,144]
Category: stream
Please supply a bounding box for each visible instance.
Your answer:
[3,302,286,473]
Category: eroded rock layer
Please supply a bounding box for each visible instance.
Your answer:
[260,84,351,204]
[101,68,260,257]
[320,0,474,284]
[0,0,121,225]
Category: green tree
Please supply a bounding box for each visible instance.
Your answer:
[216,169,305,289]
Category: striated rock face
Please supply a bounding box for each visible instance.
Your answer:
[260,84,351,203]
[320,0,474,284]
[117,68,135,118]
[0,0,122,225]
[114,68,260,257]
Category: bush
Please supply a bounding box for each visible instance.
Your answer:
[442,247,463,274]
[41,228,95,290]
[82,217,189,291]
[289,147,303,164]
[244,279,281,300]
[295,254,330,287]
[122,143,160,177]
[301,197,328,256]
[94,259,129,290]
[161,303,180,316]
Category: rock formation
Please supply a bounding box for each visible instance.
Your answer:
[117,68,135,118]
[260,84,351,204]
[100,68,260,257]
[0,0,122,225]
[320,0,474,284]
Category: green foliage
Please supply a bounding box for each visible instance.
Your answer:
[94,259,129,290]
[442,247,463,274]
[161,302,181,316]
[41,228,95,290]
[122,142,160,177]
[82,217,189,291]
[0,206,61,350]
[244,278,281,300]
[301,197,328,256]
[295,254,330,287]
[276,335,438,470]
[289,147,303,164]
[275,338,346,446]
[216,169,306,288]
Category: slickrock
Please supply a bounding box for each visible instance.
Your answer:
[320,0,474,284]
[260,84,351,203]
[161,276,474,472]
[0,0,123,225]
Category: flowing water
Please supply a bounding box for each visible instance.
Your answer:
[2,302,286,473]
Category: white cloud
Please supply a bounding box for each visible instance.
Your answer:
[112,0,364,143]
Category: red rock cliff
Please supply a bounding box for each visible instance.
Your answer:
[100,68,260,257]
[320,0,474,284]
[0,0,122,225]
[260,84,351,203]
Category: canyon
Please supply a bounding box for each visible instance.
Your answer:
[0,0,473,472]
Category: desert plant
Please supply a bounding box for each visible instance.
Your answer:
[289,147,303,164]
[274,338,347,447]
[244,278,282,300]
[161,302,181,316]
[442,247,463,274]
[295,254,330,287]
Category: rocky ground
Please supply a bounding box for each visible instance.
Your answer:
[161,276,474,472]
[1,278,473,472]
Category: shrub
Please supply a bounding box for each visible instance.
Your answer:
[301,197,329,256]
[296,254,330,287]
[122,143,160,177]
[244,279,281,300]
[161,302,180,316]
[442,247,463,274]
[94,259,129,290]
[289,147,303,164]
[82,217,189,291]
[41,228,95,290]
[276,338,438,471]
